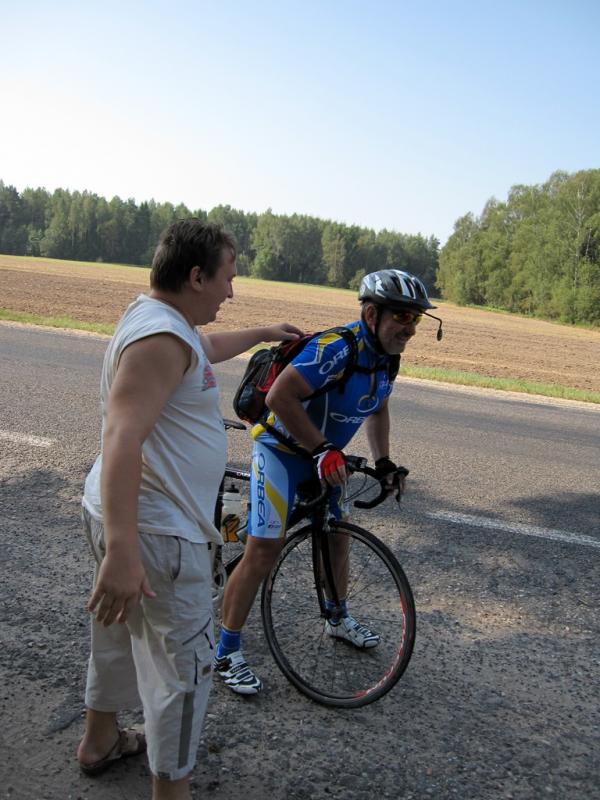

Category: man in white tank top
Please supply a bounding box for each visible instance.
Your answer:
[76,219,301,799]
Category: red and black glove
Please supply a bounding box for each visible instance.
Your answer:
[374,457,409,500]
[312,441,346,483]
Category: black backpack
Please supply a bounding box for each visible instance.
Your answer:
[233,326,359,424]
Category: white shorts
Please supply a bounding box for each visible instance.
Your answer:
[82,507,214,781]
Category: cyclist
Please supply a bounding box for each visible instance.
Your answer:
[215,269,441,694]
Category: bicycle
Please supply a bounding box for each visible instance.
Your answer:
[212,419,416,709]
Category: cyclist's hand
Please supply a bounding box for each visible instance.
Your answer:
[374,457,409,502]
[312,441,347,486]
[87,551,156,627]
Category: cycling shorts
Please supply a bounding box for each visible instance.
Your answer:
[248,440,345,539]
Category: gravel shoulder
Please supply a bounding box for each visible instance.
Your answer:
[1,280,599,800]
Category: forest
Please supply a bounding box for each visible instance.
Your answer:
[0,182,438,292]
[438,169,600,325]
[1,168,599,325]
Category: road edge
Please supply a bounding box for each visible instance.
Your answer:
[2,319,598,412]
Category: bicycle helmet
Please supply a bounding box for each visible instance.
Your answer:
[358,269,436,312]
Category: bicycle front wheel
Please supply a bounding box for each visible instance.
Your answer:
[260,520,416,708]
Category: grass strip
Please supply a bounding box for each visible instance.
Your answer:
[401,365,600,404]
[0,309,114,335]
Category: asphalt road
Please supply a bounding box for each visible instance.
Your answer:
[1,324,599,800]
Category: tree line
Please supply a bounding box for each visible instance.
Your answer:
[0,181,438,291]
[438,169,600,325]
[3,171,599,326]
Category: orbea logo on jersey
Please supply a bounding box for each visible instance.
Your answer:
[256,452,266,527]
[330,412,367,424]
[318,345,350,376]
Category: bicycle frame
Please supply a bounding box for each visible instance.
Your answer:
[219,419,415,707]
[216,455,388,623]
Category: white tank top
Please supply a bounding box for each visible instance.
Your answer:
[83,294,226,544]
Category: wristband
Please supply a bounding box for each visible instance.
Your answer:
[311,441,333,456]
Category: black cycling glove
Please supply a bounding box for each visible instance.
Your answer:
[374,457,409,500]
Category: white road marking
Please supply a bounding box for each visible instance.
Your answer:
[427,510,600,550]
[0,430,54,448]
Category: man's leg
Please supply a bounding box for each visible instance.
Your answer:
[322,494,380,649]
[79,610,143,767]
[323,528,351,601]
[78,508,142,769]
[221,439,306,634]
[132,534,213,795]
[323,533,380,650]
[77,709,120,767]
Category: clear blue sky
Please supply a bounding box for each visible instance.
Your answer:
[2,0,598,243]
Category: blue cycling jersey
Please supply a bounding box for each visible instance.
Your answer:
[253,319,396,450]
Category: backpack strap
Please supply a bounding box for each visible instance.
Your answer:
[263,421,312,458]
[303,326,397,398]
[306,326,359,399]
[260,329,399,455]
[260,326,359,457]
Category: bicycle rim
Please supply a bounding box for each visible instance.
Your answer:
[261,521,416,708]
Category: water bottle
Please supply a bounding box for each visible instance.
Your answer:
[221,484,242,542]
[235,503,250,544]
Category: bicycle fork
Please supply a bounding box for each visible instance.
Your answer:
[311,508,344,621]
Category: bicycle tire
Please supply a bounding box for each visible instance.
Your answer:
[260,520,416,708]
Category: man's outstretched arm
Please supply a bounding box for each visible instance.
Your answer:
[200,323,302,363]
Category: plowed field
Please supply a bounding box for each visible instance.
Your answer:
[2,255,599,393]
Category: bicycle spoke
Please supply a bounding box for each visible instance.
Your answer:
[272,615,321,650]
[262,522,415,708]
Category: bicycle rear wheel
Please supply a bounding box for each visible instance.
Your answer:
[212,466,250,613]
[261,520,415,708]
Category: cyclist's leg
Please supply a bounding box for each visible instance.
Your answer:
[322,487,350,603]
[222,536,276,613]
[221,442,306,630]
[216,442,309,692]
[323,492,380,648]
